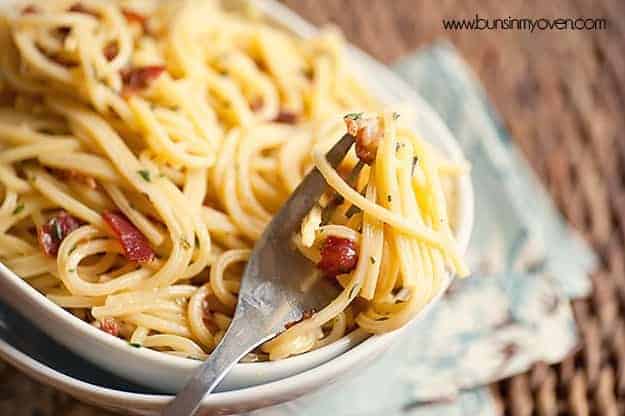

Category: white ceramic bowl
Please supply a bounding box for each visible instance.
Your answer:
[0,301,396,415]
[0,0,474,395]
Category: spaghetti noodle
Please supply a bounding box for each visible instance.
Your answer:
[0,0,469,361]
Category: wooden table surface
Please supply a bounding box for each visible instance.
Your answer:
[2,1,623,414]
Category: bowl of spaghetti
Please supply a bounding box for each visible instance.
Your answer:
[0,0,473,393]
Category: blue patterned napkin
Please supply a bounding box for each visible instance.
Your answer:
[246,42,596,416]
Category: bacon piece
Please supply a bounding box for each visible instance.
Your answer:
[318,236,358,277]
[344,114,383,165]
[102,211,155,263]
[274,110,298,124]
[37,211,81,257]
[96,317,120,337]
[122,9,150,34]
[21,5,38,14]
[103,42,119,61]
[120,65,165,96]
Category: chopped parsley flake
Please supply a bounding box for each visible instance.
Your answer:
[344,112,363,120]
[392,112,400,120]
[128,342,141,348]
[138,170,151,182]
[370,256,376,265]
[387,195,392,203]
[68,268,76,273]
[12,204,24,215]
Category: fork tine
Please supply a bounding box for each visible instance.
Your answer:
[264,133,354,239]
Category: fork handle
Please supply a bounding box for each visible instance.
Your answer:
[160,318,272,416]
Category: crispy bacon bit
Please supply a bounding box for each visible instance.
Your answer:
[120,65,165,96]
[344,114,383,165]
[96,317,120,337]
[122,8,147,26]
[285,309,316,329]
[274,110,298,124]
[103,42,119,61]
[37,211,81,256]
[103,211,155,263]
[68,3,97,17]
[21,5,38,14]
[318,236,358,277]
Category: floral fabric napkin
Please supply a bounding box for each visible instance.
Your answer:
[246,42,596,416]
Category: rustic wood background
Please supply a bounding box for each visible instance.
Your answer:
[1,0,623,414]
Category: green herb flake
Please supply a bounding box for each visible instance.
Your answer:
[12,204,24,215]
[137,170,151,182]
[69,245,77,255]
[392,112,400,120]
[387,194,392,203]
[344,112,363,120]
[370,256,376,265]
[128,342,141,348]
[68,268,76,273]
[180,238,191,250]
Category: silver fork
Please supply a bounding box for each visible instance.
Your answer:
[161,133,356,416]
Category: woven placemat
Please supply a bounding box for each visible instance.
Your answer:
[1,1,622,414]
[289,0,620,414]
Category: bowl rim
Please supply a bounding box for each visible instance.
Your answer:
[0,0,474,393]
[0,308,397,411]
